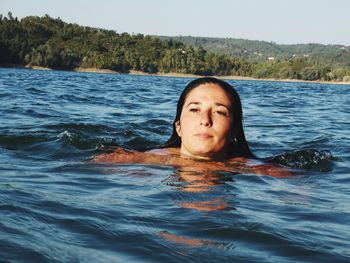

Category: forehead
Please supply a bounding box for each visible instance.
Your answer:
[185,83,232,106]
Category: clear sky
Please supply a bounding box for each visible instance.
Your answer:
[1,0,349,46]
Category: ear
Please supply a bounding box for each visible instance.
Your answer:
[175,120,181,137]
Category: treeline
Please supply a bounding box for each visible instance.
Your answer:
[161,36,350,81]
[1,12,349,82]
[163,36,350,67]
[0,12,250,76]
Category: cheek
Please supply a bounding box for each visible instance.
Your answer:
[178,114,193,134]
[217,119,232,138]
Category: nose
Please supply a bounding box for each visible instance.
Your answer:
[200,111,212,127]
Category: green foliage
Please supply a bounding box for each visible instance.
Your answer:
[162,36,350,67]
[160,36,350,81]
[1,13,349,82]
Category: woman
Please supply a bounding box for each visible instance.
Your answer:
[158,76,254,159]
[92,77,291,177]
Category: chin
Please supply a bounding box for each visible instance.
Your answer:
[193,149,218,158]
[195,146,228,158]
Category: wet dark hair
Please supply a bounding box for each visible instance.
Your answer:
[161,77,255,158]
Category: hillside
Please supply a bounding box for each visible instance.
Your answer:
[1,12,349,82]
[158,36,350,68]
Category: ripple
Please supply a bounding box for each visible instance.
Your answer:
[265,148,334,171]
[1,68,350,262]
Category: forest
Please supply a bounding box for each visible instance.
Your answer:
[1,12,349,82]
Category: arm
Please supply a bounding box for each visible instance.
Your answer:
[226,157,293,177]
[92,148,293,177]
[91,147,168,164]
[92,148,219,168]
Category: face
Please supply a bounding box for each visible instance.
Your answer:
[175,83,233,160]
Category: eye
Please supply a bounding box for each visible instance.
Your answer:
[189,108,199,113]
[215,110,229,116]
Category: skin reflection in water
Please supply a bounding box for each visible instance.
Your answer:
[179,197,227,211]
[160,170,229,248]
[173,168,229,211]
[176,169,223,193]
[159,231,211,247]
[92,148,291,219]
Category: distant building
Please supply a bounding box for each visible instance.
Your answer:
[268,57,275,60]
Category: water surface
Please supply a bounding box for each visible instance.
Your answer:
[1,68,349,262]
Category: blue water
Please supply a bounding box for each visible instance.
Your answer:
[1,68,349,262]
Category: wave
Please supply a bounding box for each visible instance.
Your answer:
[0,124,336,172]
[265,148,333,172]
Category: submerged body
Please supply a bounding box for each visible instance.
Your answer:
[91,147,292,177]
[93,77,292,177]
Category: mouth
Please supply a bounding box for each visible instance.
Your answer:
[194,133,213,139]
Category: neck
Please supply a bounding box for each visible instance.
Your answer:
[180,151,228,162]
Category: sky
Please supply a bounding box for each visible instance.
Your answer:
[1,0,349,46]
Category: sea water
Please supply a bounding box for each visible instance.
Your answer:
[0,68,349,262]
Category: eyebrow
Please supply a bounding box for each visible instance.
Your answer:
[185,101,230,109]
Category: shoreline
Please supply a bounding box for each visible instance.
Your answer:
[3,64,350,85]
[77,68,350,85]
[77,68,350,86]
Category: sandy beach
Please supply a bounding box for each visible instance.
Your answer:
[76,68,350,86]
[8,65,349,86]
[84,68,350,86]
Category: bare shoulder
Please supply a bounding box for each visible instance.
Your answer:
[147,147,180,155]
[91,147,293,177]
[227,157,293,177]
[226,156,250,165]
[91,147,180,164]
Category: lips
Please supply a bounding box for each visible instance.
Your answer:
[194,133,213,139]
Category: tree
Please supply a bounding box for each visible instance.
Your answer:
[1,13,348,82]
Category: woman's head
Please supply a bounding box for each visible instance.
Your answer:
[162,77,254,159]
